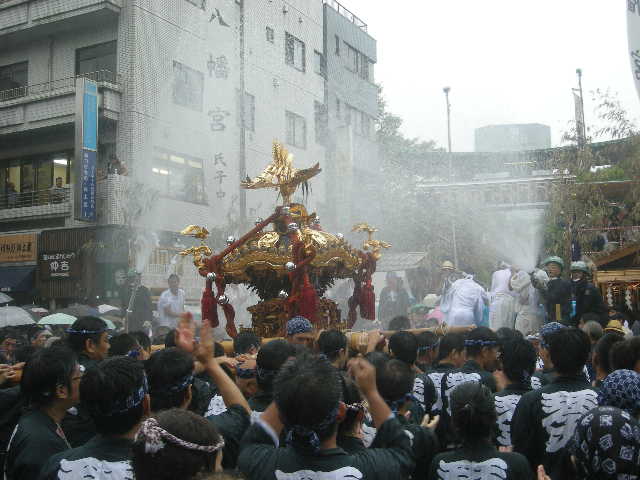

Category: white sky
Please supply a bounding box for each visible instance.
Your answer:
[344,0,640,151]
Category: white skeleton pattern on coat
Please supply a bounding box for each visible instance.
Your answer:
[443,372,482,415]
[428,372,446,413]
[530,376,542,390]
[57,458,133,480]
[275,467,363,480]
[495,394,522,447]
[541,389,598,453]
[205,394,227,417]
[436,458,508,480]
[413,376,426,411]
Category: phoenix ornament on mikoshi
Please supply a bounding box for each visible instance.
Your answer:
[180,141,389,338]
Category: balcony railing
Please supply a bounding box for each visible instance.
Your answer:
[0,187,70,210]
[0,70,120,102]
[323,0,367,31]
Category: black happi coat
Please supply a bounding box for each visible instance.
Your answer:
[4,410,70,480]
[572,280,607,326]
[61,354,99,447]
[424,362,456,416]
[238,416,414,480]
[207,404,251,470]
[429,442,533,480]
[541,278,572,324]
[39,435,133,480]
[397,414,439,480]
[494,382,531,448]
[511,375,597,479]
[438,360,497,448]
[408,371,436,424]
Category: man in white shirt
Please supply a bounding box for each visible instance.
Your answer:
[156,274,185,334]
[489,262,517,330]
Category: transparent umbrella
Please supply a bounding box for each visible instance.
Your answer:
[98,304,120,314]
[0,306,36,327]
[0,292,13,304]
[38,312,77,326]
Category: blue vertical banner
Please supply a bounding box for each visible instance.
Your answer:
[75,79,98,222]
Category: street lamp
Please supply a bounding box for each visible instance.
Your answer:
[443,86,458,268]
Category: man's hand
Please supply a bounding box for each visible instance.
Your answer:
[193,319,215,365]
[421,414,440,430]
[537,465,551,480]
[0,364,10,386]
[350,358,377,397]
[366,329,385,353]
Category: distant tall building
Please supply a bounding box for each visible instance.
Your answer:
[475,123,551,152]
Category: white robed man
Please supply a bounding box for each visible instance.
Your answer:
[510,268,543,335]
[156,273,185,335]
[489,262,517,330]
[440,274,487,327]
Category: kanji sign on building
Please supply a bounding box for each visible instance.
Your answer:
[0,234,37,263]
[39,251,79,279]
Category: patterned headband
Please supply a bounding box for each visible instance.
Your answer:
[418,339,440,353]
[153,373,194,395]
[464,339,499,347]
[90,375,149,416]
[284,403,340,453]
[138,417,225,455]
[598,369,640,415]
[66,327,108,335]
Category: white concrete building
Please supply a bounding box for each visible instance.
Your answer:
[0,0,377,305]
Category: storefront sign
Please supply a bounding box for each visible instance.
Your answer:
[39,251,79,279]
[0,233,37,263]
[74,78,98,222]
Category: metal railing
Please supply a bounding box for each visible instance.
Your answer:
[0,187,70,210]
[323,0,367,31]
[0,70,120,102]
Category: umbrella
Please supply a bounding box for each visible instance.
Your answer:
[98,304,120,314]
[39,313,77,326]
[57,305,99,317]
[0,293,13,304]
[0,306,36,327]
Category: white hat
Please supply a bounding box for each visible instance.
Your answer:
[422,294,440,308]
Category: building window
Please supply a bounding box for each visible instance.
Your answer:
[335,98,341,119]
[0,61,28,99]
[314,101,328,145]
[345,43,371,81]
[335,35,340,55]
[314,50,326,77]
[266,26,275,43]
[152,149,206,204]
[75,41,117,76]
[346,104,371,138]
[285,32,305,72]
[172,60,204,112]
[185,0,206,9]
[236,90,255,131]
[286,111,306,149]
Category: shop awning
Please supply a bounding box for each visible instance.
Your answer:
[375,253,428,272]
[0,266,35,293]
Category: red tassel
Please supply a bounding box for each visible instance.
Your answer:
[359,281,376,320]
[299,275,318,322]
[201,281,219,328]
[222,303,237,338]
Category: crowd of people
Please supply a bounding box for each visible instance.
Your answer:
[0,255,638,479]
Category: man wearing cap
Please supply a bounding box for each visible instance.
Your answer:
[286,316,315,349]
[534,256,572,325]
[378,272,411,328]
[570,261,607,327]
[121,270,153,333]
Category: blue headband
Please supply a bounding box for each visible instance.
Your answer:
[284,403,340,453]
[154,373,194,395]
[464,339,499,347]
[418,339,440,354]
[66,327,108,335]
[236,365,257,379]
[92,374,148,416]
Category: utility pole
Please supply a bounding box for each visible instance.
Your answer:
[443,86,458,268]
[576,68,587,147]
